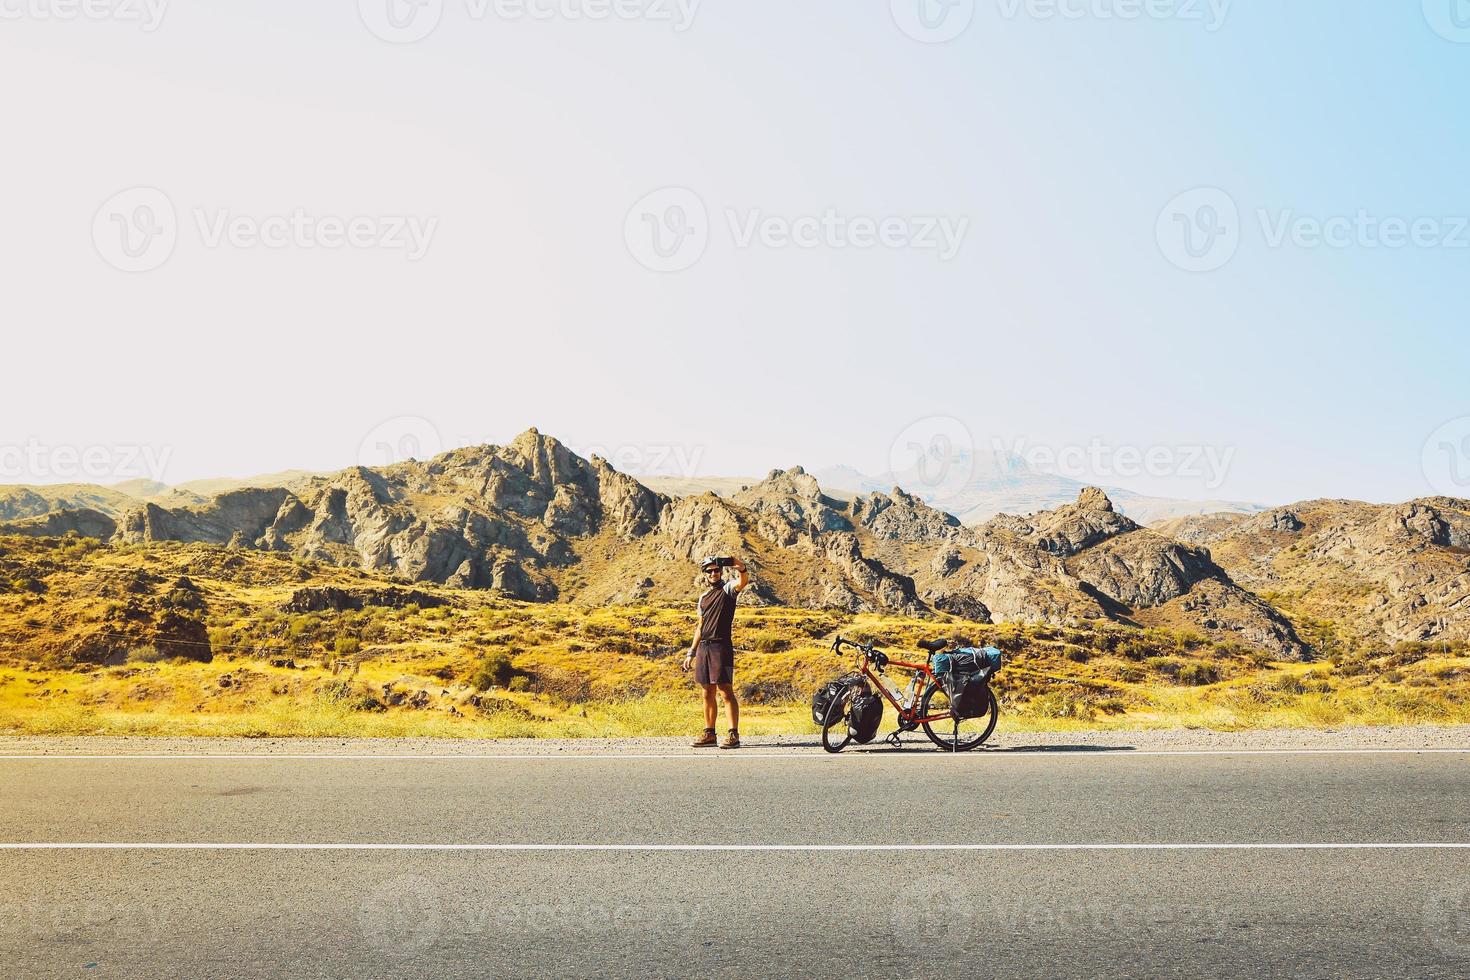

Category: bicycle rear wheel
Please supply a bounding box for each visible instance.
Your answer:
[920,684,998,752]
[821,695,853,754]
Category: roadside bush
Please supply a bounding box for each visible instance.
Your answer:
[739,678,802,704]
[469,649,521,691]
[1177,661,1221,686]
[126,644,168,664]
[1021,691,1097,721]
[746,631,791,653]
[316,679,384,712]
[1146,656,1185,679]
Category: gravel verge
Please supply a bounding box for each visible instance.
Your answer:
[3,724,1470,756]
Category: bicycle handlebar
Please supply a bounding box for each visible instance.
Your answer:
[831,636,888,669]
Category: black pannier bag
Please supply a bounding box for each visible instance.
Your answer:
[947,673,991,720]
[933,646,1001,720]
[847,689,885,744]
[812,672,867,726]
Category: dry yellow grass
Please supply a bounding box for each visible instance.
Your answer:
[1,534,1467,738]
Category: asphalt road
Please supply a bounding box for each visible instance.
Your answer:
[3,744,1469,978]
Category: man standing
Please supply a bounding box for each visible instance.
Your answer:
[684,556,749,749]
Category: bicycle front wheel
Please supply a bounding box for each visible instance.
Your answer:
[920,684,998,752]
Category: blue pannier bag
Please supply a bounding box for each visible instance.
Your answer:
[933,646,1002,682]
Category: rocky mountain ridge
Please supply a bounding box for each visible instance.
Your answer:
[1,429,1321,659]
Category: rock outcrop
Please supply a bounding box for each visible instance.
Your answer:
[1159,497,1470,645]
[0,508,117,540]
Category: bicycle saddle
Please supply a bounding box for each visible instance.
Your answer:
[917,638,948,652]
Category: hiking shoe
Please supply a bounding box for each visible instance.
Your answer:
[720,730,741,750]
[691,730,718,748]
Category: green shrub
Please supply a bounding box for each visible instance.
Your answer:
[470,649,520,691]
[126,644,167,664]
[1177,661,1221,686]
[747,631,791,653]
[334,637,362,657]
[1146,656,1185,678]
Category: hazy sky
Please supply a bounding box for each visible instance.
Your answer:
[3,1,1467,506]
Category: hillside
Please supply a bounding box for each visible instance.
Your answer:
[1155,498,1470,649]
[1,534,1465,738]
[0,484,139,522]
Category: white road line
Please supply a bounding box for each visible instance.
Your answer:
[2,842,1469,852]
[0,749,1466,761]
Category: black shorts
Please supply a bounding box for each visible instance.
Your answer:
[694,639,734,686]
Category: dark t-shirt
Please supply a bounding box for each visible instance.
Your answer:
[697,581,739,643]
